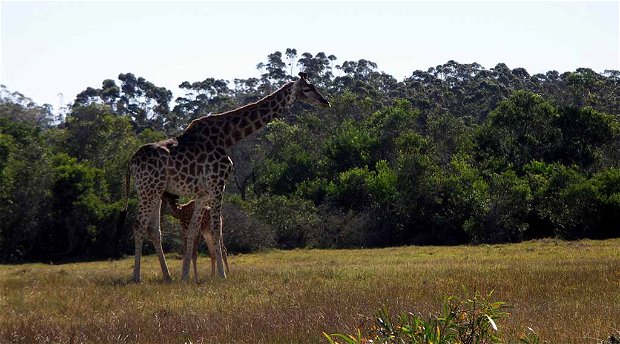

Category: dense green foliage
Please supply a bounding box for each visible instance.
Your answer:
[1,51,619,262]
[324,291,530,344]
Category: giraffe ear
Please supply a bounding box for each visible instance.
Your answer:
[298,72,308,80]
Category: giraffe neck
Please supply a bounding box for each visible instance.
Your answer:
[225,81,296,146]
[182,81,297,148]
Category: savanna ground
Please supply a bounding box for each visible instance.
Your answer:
[1,239,619,343]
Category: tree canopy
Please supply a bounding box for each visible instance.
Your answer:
[1,49,619,262]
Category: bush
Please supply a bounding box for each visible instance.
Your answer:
[591,168,620,238]
[524,162,600,239]
[247,194,319,249]
[465,171,532,244]
[37,153,116,260]
[305,206,372,249]
[323,291,546,344]
[222,199,275,253]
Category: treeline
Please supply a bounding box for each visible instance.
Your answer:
[1,49,619,262]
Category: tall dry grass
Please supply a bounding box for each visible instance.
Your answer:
[1,239,619,343]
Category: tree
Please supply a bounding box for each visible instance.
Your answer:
[62,104,144,197]
[74,74,174,133]
[476,91,562,172]
[298,52,337,86]
[38,154,110,259]
[0,117,52,261]
[1,85,55,128]
[4,55,620,261]
[285,48,298,76]
[174,78,234,123]
[524,162,598,239]
[554,106,619,170]
[257,51,289,88]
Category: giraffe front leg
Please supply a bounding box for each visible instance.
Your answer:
[222,239,230,274]
[192,233,200,283]
[209,204,226,278]
[207,158,231,279]
[202,229,217,276]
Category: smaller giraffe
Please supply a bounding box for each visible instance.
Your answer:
[163,194,229,282]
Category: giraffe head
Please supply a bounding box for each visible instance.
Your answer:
[293,72,330,107]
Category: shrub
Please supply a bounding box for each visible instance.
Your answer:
[524,162,599,239]
[247,194,319,249]
[591,168,620,238]
[323,291,545,344]
[465,171,532,244]
[222,199,275,253]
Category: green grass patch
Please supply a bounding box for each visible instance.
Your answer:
[1,239,619,343]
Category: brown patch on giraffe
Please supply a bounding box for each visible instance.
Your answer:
[183,174,194,183]
[215,147,227,156]
[230,116,241,126]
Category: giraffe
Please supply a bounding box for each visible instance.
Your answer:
[162,194,229,282]
[122,72,330,282]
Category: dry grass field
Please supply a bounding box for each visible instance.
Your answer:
[1,239,619,343]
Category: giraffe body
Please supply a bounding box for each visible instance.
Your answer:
[163,195,229,282]
[123,73,329,281]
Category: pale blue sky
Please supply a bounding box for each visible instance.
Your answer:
[1,1,618,111]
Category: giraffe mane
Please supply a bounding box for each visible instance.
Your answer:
[183,81,296,134]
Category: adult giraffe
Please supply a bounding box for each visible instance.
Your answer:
[122,72,330,282]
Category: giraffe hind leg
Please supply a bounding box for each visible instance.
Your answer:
[132,204,154,283]
[147,199,172,283]
[133,225,145,283]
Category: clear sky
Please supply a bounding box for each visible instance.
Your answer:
[1,1,618,111]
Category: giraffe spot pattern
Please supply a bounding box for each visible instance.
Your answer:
[126,79,323,281]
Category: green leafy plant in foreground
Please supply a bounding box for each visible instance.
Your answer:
[324,291,543,344]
